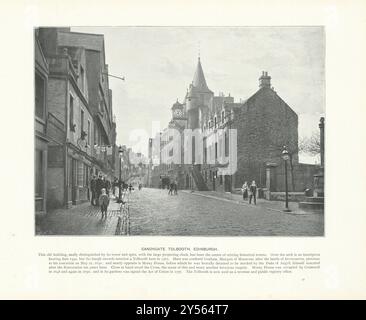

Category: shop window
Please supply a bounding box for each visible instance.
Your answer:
[77,162,84,187]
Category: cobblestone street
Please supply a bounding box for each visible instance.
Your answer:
[36,188,323,236]
[128,188,324,236]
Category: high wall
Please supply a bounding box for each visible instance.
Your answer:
[270,162,319,192]
[233,87,298,188]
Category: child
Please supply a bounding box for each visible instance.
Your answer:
[241,181,248,200]
[98,188,110,219]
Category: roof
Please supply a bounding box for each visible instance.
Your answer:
[171,99,183,109]
[192,57,212,93]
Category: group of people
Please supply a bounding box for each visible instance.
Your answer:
[168,180,178,195]
[90,174,111,206]
[241,180,258,205]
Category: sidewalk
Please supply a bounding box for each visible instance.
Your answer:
[181,190,311,215]
[36,196,122,236]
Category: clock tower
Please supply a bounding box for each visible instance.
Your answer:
[171,99,184,119]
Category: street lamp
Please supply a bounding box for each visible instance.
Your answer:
[282,146,291,212]
[117,145,124,203]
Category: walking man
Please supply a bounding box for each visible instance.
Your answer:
[96,174,104,206]
[168,182,173,195]
[249,180,257,205]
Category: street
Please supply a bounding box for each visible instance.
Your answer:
[128,188,324,236]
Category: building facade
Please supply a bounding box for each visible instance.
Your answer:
[35,30,50,213]
[150,58,311,193]
[36,28,118,210]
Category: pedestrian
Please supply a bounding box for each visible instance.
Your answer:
[111,178,115,196]
[105,178,111,196]
[90,175,97,206]
[96,174,104,206]
[128,183,133,193]
[174,180,178,195]
[98,188,110,219]
[168,182,173,195]
[249,180,257,205]
[241,181,248,201]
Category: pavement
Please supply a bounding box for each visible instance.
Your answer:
[36,188,324,236]
[36,195,124,236]
[182,190,302,213]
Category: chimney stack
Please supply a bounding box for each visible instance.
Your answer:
[259,71,271,88]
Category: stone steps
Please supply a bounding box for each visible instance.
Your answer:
[305,197,324,203]
[299,200,324,211]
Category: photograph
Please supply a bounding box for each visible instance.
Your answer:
[35,26,325,236]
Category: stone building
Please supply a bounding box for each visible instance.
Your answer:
[36,28,117,209]
[150,57,316,193]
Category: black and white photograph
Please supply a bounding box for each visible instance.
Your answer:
[35,26,325,236]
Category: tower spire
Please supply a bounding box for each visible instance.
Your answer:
[192,55,211,92]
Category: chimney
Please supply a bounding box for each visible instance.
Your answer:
[259,71,271,88]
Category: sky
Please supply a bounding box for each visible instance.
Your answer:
[73,27,325,163]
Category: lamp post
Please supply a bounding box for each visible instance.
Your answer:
[282,146,291,212]
[118,145,124,203]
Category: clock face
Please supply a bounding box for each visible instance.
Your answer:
[174,109,183,117]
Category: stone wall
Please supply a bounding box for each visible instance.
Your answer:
[233,87,298,189]
[269,162,320,192]
[47,78,66,125]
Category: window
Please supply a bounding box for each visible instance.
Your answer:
[225,131,229,157]
[220,175,223,185]
[69,95,74,131]
[80,65,85,92]
[215,142,218,160]
[214,116,217,128]
[35,149,44,197]
[87,120,91,145]
[35,73,45,119]
[94,125,97,146]
[221,110,225,123]
[81,109,84,136]
[203,138,207,164]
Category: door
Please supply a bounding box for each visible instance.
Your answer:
[224,175,232,192]
[71,159,77,204]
